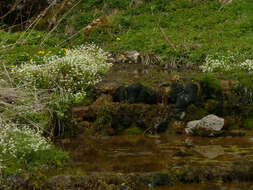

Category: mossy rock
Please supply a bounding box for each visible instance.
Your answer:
[243,117,253,130]
[195,74,221,99]
[152,172,169,187]
[204,99,220,113]
[122,125,143,135]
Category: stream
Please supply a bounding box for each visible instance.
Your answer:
[55,133,253,189]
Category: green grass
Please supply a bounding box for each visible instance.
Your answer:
[62,0,253,65]
[2,0,253,67]
[0,0,253,183]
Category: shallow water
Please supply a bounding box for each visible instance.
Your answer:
[143,183,253,190]
[56,133,253,173]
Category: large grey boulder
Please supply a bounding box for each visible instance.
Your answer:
[185,114,224,136]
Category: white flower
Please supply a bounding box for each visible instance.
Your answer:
[200,53,253,72]
[12,44,112,101]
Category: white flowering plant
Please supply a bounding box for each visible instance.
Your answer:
[0,118,68,177]
[12,44,112,103]
[200,52,253,73]
[9,44,112,137]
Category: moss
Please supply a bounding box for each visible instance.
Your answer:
[185,104,208,121]
[204,99,220,113]
[91,105,113,135]
[195,74,221,99]
[169,166,188,183]
[224,116,240,130]
[243,117,253,130]
[122,125,143,135]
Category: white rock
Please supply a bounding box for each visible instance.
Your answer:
[185,114,224,136]
[124,51,141,64]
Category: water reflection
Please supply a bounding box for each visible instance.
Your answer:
[56,134,253,173]
[142,183,253,190]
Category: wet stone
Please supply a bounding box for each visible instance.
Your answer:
[136,119,147,129]
[169,82,200,115]
[156,120,169,133]
[173,150,193,158]
[185,114,224,137]
[113,83,157,104]
[152,173,169,187]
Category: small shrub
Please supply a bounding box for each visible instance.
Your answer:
[0,118,68,177]
[11,44,112,136]
[12,44,112,103]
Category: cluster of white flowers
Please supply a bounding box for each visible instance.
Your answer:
[12,44,112,101]
[200,54,253,72]
[0,118,51,170]
[239,59,253,71]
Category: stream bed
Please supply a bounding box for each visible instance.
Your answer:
[54,133,253,189]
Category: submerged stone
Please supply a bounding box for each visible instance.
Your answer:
[156,120,169,133]
[152,173,169,187]
[193,145,225,159]
[172,150,193,158]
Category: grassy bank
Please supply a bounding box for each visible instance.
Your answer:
[0,0,253,186]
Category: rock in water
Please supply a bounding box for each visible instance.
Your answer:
[123,51,141,64]
[185,114,224,136]
[193,145,224,159]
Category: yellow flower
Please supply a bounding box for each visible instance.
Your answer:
[37,34,41,38]
[26,53,29,56]
[38,50,45,55]
[46,50,52,56]
[10,65,15,68]
[227,50,231,53]
[64,48,68,54]
[120,54,125,58]
[30,58,33,63]
[116,37,121,41]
